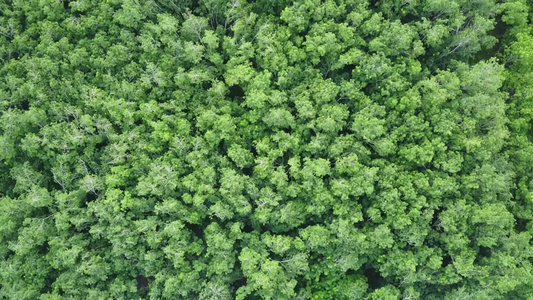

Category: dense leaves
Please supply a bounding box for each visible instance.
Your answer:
[1,0,533,299]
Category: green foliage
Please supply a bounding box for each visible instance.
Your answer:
[1,0,533,299]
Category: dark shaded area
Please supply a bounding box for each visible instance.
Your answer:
[191,0,199,11]
[472,15,507,63]
[242,166,253,176]
[527,120,533,143]
[515,217,529,232]
[252,0,292,16]
[341,64,355,75]
[84,192,98,205]
[20,13,26,32]
[40,270,58,295]
[95,137,109,150]
[0,171,15,198]
[442,255,452,267]
[137,274,155,293]
[62,0,70,11]
[20,99,29,110]
[233,276,247,289]
[431,207,444,231]
[242,221,254,233]
[281,127,293,134]
[364,266,386,290]
[218,140,227,156]
[202,81,212,91]
[38,241,49,255]
[401,13,418,24]
[250,143,258,158]
[476,246,492,262]
[185,222,205,239]
[229,85,245,99]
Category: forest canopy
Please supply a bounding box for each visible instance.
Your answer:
[1,0,533,299]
